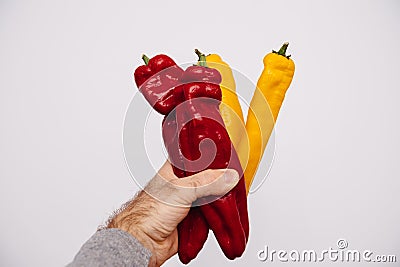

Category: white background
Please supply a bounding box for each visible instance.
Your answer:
[1,0,399,266]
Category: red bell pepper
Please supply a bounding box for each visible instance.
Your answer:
[134,52,249,264]
[134,54,184,115]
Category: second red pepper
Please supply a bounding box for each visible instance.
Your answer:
[134,52,249,263]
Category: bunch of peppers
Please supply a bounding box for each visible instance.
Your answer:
[134,44,295,263]
[134,51,248,263]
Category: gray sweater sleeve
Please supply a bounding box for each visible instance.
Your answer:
[67,228,151,267]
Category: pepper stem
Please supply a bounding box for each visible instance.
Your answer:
[142,54,150,65]
[272,42,291,59]
[195,49,207,67]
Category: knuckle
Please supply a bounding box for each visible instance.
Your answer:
[189,179,202,188]
[169,180,182,192]
[201,169,216,182]
[204,169,221,184]
[170,178,179,186]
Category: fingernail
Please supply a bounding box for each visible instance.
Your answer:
[224,169,239,184]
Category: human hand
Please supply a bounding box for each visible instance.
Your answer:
[107,161,240,266]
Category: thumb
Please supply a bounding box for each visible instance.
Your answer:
[172,169,240,205]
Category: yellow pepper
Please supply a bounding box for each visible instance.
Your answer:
[238,42,295,194]
[205,54,245,150]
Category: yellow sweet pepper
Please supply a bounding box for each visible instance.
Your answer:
[205,54,245,150]
[238,42,295,194]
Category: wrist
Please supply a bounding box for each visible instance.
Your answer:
[123,223,154,252]
[106,196,158,266]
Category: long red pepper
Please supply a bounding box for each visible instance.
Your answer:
[134,52,249,263]
[134,54,210,262]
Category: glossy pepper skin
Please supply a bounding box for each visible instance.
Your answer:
[135,54,209,262]
[134,54,184,115]
[134,53,249,263]
[167,64,249,263]
[237,43,295,194]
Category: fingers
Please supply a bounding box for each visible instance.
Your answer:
[172,169,240,205]
[145,167,240,207]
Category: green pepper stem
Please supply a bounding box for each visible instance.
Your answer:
[272,42,291,59]
[195,49,207,67]
[142,54,150,65]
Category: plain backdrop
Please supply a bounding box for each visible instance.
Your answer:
[1,0,399,266]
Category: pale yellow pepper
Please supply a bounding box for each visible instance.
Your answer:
[238,43,295,194]
[205,54,245,150]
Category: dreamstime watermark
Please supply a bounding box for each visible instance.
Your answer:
[257,239,397,263]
